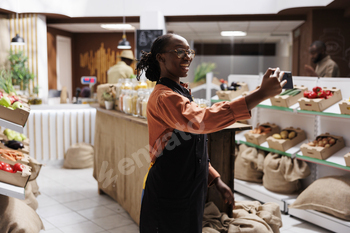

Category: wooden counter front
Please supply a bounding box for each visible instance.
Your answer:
[91,104,251,224]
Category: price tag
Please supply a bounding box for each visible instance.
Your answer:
[81,76,97,85]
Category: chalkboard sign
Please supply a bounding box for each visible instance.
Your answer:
[136,30,163,60]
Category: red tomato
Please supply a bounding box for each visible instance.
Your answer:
[0,163,2,170]
[303,91,310,98]
[13,163,24,172]
[312,86,322,93]
[308,92,317,99]
[3,166,13,173]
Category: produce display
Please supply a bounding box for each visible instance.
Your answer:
[249,125,272,135]
[272,130,297,140]
[3,129,27,141]
[303,86,333,99]
[0,148,25,162]
[307,136,336,148]
[219,79,241,91]
[0,161,24,173]
[279,88,302,97]
[0,91,24,110]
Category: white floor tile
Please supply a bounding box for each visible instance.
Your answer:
[287,223,332,233]
[90,195,118,206]
[51,192,88,204]
[108,223,139,233]
[40,229,63,233]
[77,206,117,220]
[63,198,100,211]
[36,194,61,208]
[37,204,73,218]
[58,221,104,233]
[91,214,134,230]
[103,202,128,215]
[45,212,88,228]
[41,218,57,230]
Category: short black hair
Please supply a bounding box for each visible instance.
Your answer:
[311,40,326,51]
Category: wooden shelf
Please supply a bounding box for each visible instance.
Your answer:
[0,181,25,200]
[234,179,298,213]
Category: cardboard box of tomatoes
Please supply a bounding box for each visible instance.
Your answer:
[244,122,280,145]
[0,161,31,187]
[298,86,342,112]
[300,133,345,160]
[216,80,249,100]
[270,85,308,108]
[266,127,306,152]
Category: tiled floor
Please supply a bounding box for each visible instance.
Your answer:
[36,165,333,233]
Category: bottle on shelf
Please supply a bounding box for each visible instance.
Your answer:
[141,91,150,119]
[136,90,145,117]
[118,90,125,112]
[131,90,138,116]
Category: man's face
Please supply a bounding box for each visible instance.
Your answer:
[309,45,324,64]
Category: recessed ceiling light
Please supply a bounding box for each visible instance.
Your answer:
[101,24,135,30]
[221,31,247,37]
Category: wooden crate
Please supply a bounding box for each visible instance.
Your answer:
[298,88,342,112]
[216,82,249,100]
[244,123,280,145]
[0,165,31,188]
[338,100,350,115]
[266,127,306,152]
[270,85,308,108]
[300,133,345,160]
[0,105,30,127]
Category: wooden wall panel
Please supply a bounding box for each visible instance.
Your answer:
[72,32,135,93]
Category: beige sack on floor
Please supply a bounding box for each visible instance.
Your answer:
[263,153,310,194]
[290,176,350,221]
[28,156,43,181]
[0,195,44,233]
[63,143,94,169]
[22,181,39,210]
[235,144,265,183]
[203,201,282,233]
[28,180,41,197]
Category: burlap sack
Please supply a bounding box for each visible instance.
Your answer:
[235,144,265,183]
[290,176,350,221]
[28,156,42,181]
[202,201,282,233]
[63,143,94,169]
[263,153,310,194]
[28,180,41,197]
[22,181,39,210]
[0,195,44,232]
[97,83,116,107]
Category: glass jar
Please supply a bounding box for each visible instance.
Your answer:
[131,90,138,116]
[131,79,139,90]
[136,90,145,117]
[141,91,150,118]
[123,90,132,114]
[118,90,125,112]
[124,79,132,90]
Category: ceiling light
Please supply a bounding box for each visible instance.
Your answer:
[11,13,25,45]
[221,31,247,37]
[118,34,131,49]
[101,24,134,30]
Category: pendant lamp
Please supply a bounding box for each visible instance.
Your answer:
[117,7,131,49]
[11,13,25,45]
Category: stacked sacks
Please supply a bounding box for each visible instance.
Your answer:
[263,153,310,194]
[202,201,282,233]
[235,144,265,183]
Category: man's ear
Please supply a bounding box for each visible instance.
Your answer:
[156,53,165,63]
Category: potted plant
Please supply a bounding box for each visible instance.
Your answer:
[8,50,34,93]
[102,85,116,110]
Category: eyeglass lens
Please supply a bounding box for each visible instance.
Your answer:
[177,49,195,59]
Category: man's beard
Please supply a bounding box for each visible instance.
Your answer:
[312,53,323,64]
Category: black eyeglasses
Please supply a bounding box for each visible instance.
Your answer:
[162,48,196,59]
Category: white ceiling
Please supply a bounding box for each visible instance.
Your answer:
[48,20,305,43]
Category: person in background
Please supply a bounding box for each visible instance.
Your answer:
[136,33,286,233]
[107,50,135,83]
[304,40,340,77]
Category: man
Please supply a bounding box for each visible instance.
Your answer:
[107,50,135,83]
[304,40,340,77]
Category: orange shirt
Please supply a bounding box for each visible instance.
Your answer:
[147,82,251,185]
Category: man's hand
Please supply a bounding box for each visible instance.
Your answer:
[213,177,235,209]
[304,64,318,77]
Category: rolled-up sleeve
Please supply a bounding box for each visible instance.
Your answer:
[156,91,251,134]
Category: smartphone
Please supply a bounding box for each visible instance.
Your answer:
[281,71,293,89]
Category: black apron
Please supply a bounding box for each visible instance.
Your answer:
[140,78,209,233]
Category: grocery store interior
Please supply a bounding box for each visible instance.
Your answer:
[0,0,350,232]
